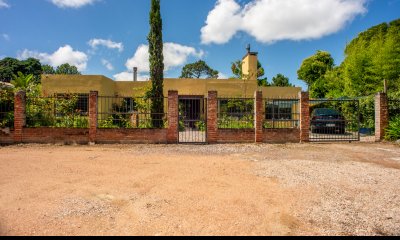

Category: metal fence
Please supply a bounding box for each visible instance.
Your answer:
[309,99,360,142]
[179,97,207,143]
[218,98,254,129]
[389,99,400,119]
[26,94,89,128]
[97,96,168,129]
[264,99,299,129]
[0,90,14,129]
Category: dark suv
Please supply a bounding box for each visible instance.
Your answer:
[311,108,346,134]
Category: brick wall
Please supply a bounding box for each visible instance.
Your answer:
[254,91,263,143]
[14,91,25,143]
[1,90,310,145]
[89,91,98,143]
[299,92,310,143]
[263,129,300,143]
[207,91,218,144]
[21,128,89,144]
[167,90,178,144]
[217,129,255,143]
[96,129,167,144]
[375,92,389,142]
[0,129,14,144]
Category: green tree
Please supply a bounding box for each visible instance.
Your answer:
[0,57,42,83]
[342,19,400,96]
[271,74,293,87]
[231,60,268,86]
[55,63,80,75]
[42,65,56,74]
[180,60,219,79]
[11,72,34,91]
[148,0,164,128]
[297,51,334,88]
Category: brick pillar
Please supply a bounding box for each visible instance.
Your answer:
[299,92,310,143]
[375,92,389,142]
[207,91,218,144]
[14,90,26,143]
[255,91,263,143]
[167,90,179,144]
[89,91,98,144]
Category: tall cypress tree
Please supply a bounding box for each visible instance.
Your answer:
[148,0,164,128]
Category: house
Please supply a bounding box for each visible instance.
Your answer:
[41,49,301,99]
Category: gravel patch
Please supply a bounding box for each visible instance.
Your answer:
[257,159,400,236]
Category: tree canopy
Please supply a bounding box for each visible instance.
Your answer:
[271,74,293,87]
[297,19,400,99]
[0,57,42,83]
[180,60,219,79]
[54,64,81,75]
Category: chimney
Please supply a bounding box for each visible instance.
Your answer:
[133,67,138,82]
[242,44,258,81]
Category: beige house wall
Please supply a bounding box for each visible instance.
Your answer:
[42,75,300,99]
[41,52,301,101]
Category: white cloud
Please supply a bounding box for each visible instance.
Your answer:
[0,0,9,8]
[51,0,97,8]
[88,39,124,52]
[125,44,150,73]
[2,34,10,41]
[18,45,88,71]
[114,42,204,81]
[201,0,367,44]
[101,59,114,71]
[113,72,149,82]
[218,72,229,79]
[201,0,242,45]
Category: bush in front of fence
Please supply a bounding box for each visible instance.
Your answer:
[0,89,14,128]
[385,116,400,141]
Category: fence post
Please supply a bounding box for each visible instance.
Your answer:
[207,91,218,144]
[14,90,26,143]
[89,91,98,144]
[255,91,263,143]
[375,92,389,142]
[167,90,179,144]
[299,92,310,143]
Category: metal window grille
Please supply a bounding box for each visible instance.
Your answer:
[217,98,254,129]
[97,96,168,129]
[264,99,299,129]
[0,90,14,129]
[26,94,89,128]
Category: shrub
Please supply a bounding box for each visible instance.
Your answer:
[195,121,206,132]
[385,117,400,141]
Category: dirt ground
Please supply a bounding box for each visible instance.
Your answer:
[0,142,399,236]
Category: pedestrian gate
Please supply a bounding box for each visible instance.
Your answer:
[178,97,207,144]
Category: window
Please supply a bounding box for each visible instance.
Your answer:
[266,100,297,120]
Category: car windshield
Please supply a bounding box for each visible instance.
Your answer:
[314,108,340,116]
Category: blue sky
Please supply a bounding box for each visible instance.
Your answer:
[0,0,399,89]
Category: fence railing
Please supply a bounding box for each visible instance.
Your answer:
[97,96,168,129]
[264,99,299,129]
[218,98,254,129]
[389,99,400,119]
[0,90,14,129]
[26,94,89,128]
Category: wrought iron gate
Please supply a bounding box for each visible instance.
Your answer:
[178,97,207,143]
[310,99,360,142]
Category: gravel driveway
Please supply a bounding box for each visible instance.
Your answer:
[0,143,399,236]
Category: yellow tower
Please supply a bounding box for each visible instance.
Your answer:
[241,44,258,81]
